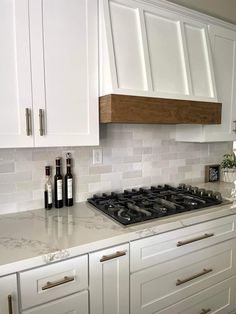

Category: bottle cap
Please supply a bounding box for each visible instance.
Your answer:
[55,157,61,166]
[66,153,72,165]
[45,166,51,176]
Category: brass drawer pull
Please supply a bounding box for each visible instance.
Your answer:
[42,276,75,290]
[177,233,214,247]
[100,250,127,262]
[200,308,211,314]
[8,295,13,314]
[176,268,213,286]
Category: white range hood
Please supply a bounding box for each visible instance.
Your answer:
[99,0,219,104]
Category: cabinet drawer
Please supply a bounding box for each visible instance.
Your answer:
[20,254,88,310]
[22,290,88,314]
[131,239,236,314]
[131,215,236,272]
[157,277,236,314]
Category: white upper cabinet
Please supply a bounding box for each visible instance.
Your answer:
[176,24,236,142]
[0,0,33,148]
[29,0,99,147]
[100,0,218,102]
[0,0,99,148]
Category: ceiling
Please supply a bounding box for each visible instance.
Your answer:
[166,0,236,25]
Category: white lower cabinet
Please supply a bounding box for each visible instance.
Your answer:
[19,255,88,310]
[157,277,236,314]
[130,239,236,314]
[0,274,18,314]
[22,291,88,314]
[4,216,236,314]
[89,243,129,314]
[130,214,236,272]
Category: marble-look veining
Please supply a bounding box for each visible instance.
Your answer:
[1,181,236,277]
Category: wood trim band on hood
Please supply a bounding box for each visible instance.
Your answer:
[99,94,222,124]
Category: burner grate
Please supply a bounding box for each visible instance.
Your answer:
[87,184,226,226]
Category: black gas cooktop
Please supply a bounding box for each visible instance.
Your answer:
[87,184,227,226]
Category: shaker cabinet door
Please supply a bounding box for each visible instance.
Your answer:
[0,0,33,148]
[205,25,236,141]
[29,0,99,147]
[89,244,129,314]
[0,274,18,314]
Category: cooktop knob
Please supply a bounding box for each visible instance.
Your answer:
[206,190,214,198]
[198,188,206,197]
[192,186,199,194]
[213,192,222,201]
[185,185,192,191]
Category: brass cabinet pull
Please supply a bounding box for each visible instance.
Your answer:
[39,109,45,136]
[200,309,211,314]
[100,250,127,262]
[177,233,214,247]
[8,295,13,314]
[176,268,213,286]
[25,108,32,136]
[41,276,75,291]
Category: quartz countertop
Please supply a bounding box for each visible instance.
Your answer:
[1,181,236,277]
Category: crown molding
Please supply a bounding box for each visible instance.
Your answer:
[133,0,236,31]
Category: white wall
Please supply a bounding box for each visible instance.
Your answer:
[167,0,236,24]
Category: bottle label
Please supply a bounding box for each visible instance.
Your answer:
[57,180,63,201]
[67,178,73,199]
[47,184,52,204]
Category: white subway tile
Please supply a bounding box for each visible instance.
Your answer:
[0,124,232,214]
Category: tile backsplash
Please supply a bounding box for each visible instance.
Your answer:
[0,124,232,214]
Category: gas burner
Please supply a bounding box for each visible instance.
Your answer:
[87,184,228,226]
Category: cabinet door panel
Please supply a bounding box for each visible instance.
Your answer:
[184,23,213,97]
[145,12,187,95]
[0,0,33,147]
[30,0,99,147]
[90,244,129,314]
[0,274,18,314]
[205,25,236,141]
[22,291,88,314]
[109,1,147,91]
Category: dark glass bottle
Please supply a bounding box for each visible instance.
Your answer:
[44,166,52,209]
[65,153,73,207]
[54,157,63,208]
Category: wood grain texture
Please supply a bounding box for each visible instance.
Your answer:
[99,94,222,124]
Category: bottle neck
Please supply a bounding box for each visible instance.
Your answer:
[56,166,61,176]
[67,166,71,175]
[46,175,51,182]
